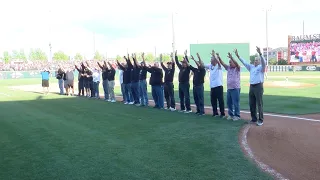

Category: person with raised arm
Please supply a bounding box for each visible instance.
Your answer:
[175,50,192,113]
[85,61,94,98]
[217,52,241,121]
[98,61,109,101]
[130,53,141,105]
[116,56,133,104]
[235,46,266,126]
[160,52,176,111]
[75,64,85,96]
[190,53,206,116]
[142,55,164,109]
[133,53,149,106]
[204,50,225,118]
[107,61,116,102]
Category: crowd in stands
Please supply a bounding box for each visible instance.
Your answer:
[290,41,320,62]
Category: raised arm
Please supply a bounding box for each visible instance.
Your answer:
[216,53,228,70]
[174,50,182,69]
[116,60,125,70]
[97,62,104,70]
[189,55,198,71]
[196,53,204,69]
[256,46,266,72]
[126,55,133,69]
[184,50,189,63]
[159,54,168,71]
[211,50,221,69]
[228,52,240,70]
[132,53,140,68]
[234,49,251,71]
[75,65,81,72]
[107,61,114,70]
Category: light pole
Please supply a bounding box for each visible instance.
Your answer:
[172,12,176,56]
[265,6,272,79]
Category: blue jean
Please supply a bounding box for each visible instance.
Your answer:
[227,88,241,117]
[124,83,133,103]
[193,84,204,114]
[152,85,164,108]
[121,83,126,102]
[103,80,109,100]
[93,81,100,98]
[139,80,148,106]
[131,82,140,104]
[58,79,64,95]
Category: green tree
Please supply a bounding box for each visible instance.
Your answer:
[268,58,277,65]
[94,51,104,60]
[3,51,11,63]
[53,51,69,61]
[250,54,258,64]
[12,49,27,61]
[74,53,83,61]
[176,54,184,61]
[162,54,171,62]
[144,53,155,62]
[29,48,47,61]
[277,59,288,65]
[116,55,122,61]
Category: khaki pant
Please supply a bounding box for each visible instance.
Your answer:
[108,80,115,100]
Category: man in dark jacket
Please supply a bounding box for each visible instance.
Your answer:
[132,53,149,106]
[160,53,176,111]
[142,53,164,109]
[117,56,134,104]
[175,50,191,113]
[190,53,206,115]
[128,54,140,105]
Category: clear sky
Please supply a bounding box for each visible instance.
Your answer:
[0,0,319,58]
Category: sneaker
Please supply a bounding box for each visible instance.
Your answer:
[111,100,116,103]
[184,110,192,114]
[195,112,200,115]
[170,107,176,111]
[124,102,129,105]
[220,115,226,119]
[108,99,111,102]
[135,104,141,107]
[257,121,264,126]
[198,113,205,116]
[248,120,257,124]
[233,117,240,121]
[212,114,219,117]
[129,102,134,105]
[179,110,186,113]
[227,116,233,120]
[166,108,170,110]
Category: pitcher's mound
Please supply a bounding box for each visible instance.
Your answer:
[247,81,316,88]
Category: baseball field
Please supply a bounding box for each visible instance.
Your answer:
[0,71,319,180]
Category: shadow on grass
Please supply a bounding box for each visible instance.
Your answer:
[0,93,272,180]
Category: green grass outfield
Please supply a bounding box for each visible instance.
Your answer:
[0,80,272,180]
[3,70,320,115]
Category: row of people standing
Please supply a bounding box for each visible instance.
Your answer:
[116,47,265,126]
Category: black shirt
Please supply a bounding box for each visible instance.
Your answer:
[145,66,163,86]
[190,65,206,86]
[107,68,115,81]
[161,62,175,83]
[175,55,190,83]
[117,61,132,84]
[102,70,108,81]
[131,67,140,83]
[139,68,147,80]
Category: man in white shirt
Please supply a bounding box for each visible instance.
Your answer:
[235,46,266,126]
[119,65,126,102]
[205,50,225,118]
[92,67,101,99]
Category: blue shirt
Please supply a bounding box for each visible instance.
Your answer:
[41,71,50,80]
[240,55,266,85]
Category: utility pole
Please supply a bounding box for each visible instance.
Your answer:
[172,12,176,56]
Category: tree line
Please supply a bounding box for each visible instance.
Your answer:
[0,49,186,63]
